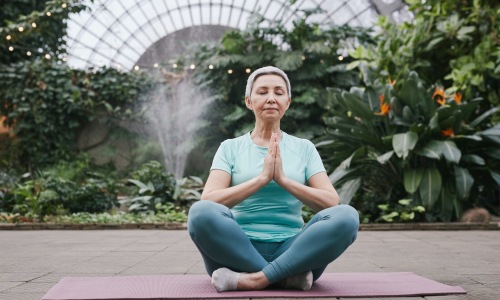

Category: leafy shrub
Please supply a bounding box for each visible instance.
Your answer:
[2,157,119,220]
[319,71,499,221]
[349,0,500,122]
[66,174,118,214]
[125,161,204,213]
[126,161,176,213]
[376,199,425,223]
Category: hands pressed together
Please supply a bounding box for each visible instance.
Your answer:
[260,132,287,186]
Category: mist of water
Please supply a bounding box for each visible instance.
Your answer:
[145,70,211,179]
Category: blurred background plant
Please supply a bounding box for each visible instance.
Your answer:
[348,0,499,122]
[0,159,203,223]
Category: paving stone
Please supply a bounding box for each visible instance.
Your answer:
[0,292,45,300]
[115,243,169,252]
[0,282,23,292]
[6,282,55,293]
[119,266,190,275]
[0,273,46,282]
[31,272,116,283]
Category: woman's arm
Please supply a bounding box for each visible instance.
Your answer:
[273,140,339,211]
[200,170,269,208]
[276,172,339,212]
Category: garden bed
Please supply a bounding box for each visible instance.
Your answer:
[1,222,498,231]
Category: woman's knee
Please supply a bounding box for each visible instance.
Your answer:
[321,205,360,235]
[187,200,229,234]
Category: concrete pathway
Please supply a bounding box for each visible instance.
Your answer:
[0,230,499,300]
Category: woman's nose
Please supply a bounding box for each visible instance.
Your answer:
[267,94,276,103]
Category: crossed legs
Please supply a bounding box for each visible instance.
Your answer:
[187,200,359,291]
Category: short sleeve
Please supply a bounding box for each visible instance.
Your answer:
[210,141,232,175]
[305,141,326,180]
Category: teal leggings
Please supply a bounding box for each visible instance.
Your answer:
[187,200,359,284]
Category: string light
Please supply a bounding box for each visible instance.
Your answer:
[18,26,24,32]
[301,55,306,61]
[45,54,51,59]
[172,63,177,68]
[228,69,233,74]
[245,68,251,73]
[153,63,158,68]
[8,46,14,51]
[208,64,214,69]
[62,3,67,8]
[6,35,11,40]
[338,56,344,61]
[134,65,139,71]
[27,51,31,56]
[190,64,195,69]
[46,12,52,16]
[31,22,37,28]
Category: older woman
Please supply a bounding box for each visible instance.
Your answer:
[188,66,359,292]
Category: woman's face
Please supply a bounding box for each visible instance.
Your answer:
[245,74,290,122]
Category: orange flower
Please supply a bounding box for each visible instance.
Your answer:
[375,94,390,116]
[454,92,462,104]
[388,77,396,86]
[433,87,446,106]
[436,98,446,106]
[441,128,454,137]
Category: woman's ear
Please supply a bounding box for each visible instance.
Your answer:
[245,96,253,110]
[286,97,291,109]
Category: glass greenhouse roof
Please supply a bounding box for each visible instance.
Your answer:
[66,0,411,70]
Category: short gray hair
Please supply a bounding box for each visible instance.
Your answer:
[245,66,291,99]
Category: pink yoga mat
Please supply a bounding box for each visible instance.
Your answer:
[42,272,466,299]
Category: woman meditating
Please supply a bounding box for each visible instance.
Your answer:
[188,66,359,292]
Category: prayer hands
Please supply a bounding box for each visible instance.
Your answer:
[260,133,287,185]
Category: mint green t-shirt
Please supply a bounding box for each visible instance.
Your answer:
[210,132,326,242]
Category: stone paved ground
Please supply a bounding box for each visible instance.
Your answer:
[0,230,499,300]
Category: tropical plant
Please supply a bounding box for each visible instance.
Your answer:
[348,0,500,122]
[377,199,425,223]
[318,71,499,221]
[125,161,204,213]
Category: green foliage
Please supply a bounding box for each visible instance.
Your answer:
[0,159,204,221]
[319,71,499,221]
[377,199,425,223]
[125,161,204,213]
[178,12,374,166]
[127,161,176,213]
[0,156,119,220]
[349,0,500,121]
[0,59,157,169]
[38,208,186,224]
[0,209,189,224]
[0,0,92,65]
